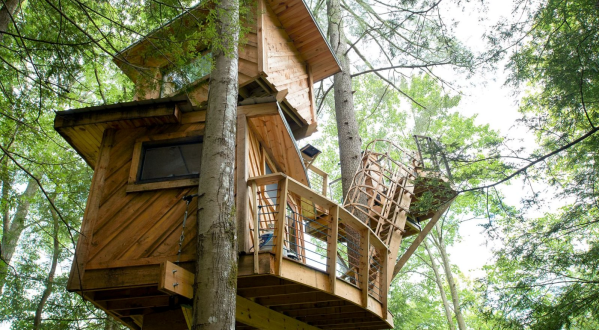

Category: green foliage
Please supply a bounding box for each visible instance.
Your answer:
[476,0,599,328]
[311,72,508,328]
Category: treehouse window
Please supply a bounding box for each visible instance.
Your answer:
[138,136,203,183]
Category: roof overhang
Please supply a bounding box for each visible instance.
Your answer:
[113,0,340,83]
[54,96,193,168]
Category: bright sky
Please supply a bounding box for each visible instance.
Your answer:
[440,0,541,278]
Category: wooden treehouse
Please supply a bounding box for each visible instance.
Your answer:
[53,1,455,329]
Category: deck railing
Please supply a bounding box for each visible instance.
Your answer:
[306,164,329,197]
[248,173,389,312]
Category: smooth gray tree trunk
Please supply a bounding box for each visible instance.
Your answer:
[424,240,455,330]
[432,224,466,330]
[0,178,37,295]
[191,0,239,329]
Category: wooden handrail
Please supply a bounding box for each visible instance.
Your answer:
[247,173,391,304]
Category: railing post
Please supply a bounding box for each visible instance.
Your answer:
[360,228,370,308]
[251,182,259,274]
[380,244,389,319]
[327,205,339,294]
[322,172,328,197]
[274,177,289,276]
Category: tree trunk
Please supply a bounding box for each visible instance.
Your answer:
[424,240,455,330]
[327,0,362,199]
[191,0,239,329]
[0,178,37,295]
[33,202,60,330]
[0,0,23,40]
[432,225,466,330]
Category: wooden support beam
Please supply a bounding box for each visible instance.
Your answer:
[274,177,289,276]
[238,284,318,298]
[238,102,279,117]
[257,0,266,74]
[252,182,260,274]
[275,89,289,102]
[327,205,339,294]
[256,291,339,307]
[158,261,194,299]
[236,295,322,330]
[103,296,170,311]
[379,246,389,320]
[392,200,453,280]
[359,229,370,308]
[237,114,250,253]
[55,105,180,128]
[92,287,165,302]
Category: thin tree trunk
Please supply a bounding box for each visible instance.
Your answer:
[191,0,239,329]
[432,225,466,330]
[0,0,23,40]
[33,201,60,330]
[424,240,455,330]
[0,178,37,295]
[327,0,362,199]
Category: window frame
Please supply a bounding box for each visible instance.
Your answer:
[127,130,204,193]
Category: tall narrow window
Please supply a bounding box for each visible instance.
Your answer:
[138,136,203,183]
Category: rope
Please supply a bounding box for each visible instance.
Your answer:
[177,194,198,264]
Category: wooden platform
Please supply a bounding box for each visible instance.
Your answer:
[75,253,393,329]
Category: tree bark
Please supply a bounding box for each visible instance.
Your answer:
[432,225,466,330]
[327,0,363,199]
[424,240,455,330]
[0,178,37,295]
[33,201,60,330]
[191,0,239,329]
[0,0,23,41]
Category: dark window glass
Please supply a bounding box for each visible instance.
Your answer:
[138,136,202,182]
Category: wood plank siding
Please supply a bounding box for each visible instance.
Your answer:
[261,0,316,129]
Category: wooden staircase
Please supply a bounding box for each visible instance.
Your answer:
[343,139,455,285]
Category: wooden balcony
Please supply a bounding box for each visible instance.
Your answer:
[239,173,394,330]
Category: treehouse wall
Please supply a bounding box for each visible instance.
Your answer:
[261,0,316,129]
[67,108,308,291]
[71,121,205,287]
[184,33,260,106]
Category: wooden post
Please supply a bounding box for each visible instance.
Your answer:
[359,228,370,308]
[274,177,288,276]
[236,114,250,253]
[256,0,266,74]
[322,172,329,197]
[327,205,339,294]
[251,182,259,274]
[379,245,389,320]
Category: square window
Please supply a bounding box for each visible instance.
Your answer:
[138,136,203,183]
